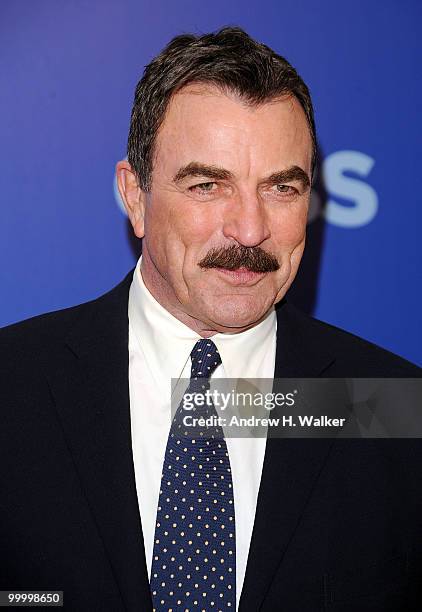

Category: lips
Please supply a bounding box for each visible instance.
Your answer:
[214,267,267,285]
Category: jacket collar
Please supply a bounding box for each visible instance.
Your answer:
[49,269,152,612]
[239,299,336,611]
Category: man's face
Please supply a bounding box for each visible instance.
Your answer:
[123,84,312,334]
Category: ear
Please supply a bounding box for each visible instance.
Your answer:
[116,160,146,238]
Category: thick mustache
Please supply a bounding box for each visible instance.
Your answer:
[198,245,280,273]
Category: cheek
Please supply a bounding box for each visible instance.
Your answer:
[271,205,308,250]
[168,197,224,247]
[145,193,219,258]
[144,194,167,234]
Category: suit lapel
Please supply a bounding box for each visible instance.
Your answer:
[239,301,336,611]
[46,271,152,612]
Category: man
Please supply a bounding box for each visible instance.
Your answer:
[0,26,421,612]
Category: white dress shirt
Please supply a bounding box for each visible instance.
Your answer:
[128,255,277,609]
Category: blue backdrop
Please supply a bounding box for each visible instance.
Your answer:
[1,0,421,365]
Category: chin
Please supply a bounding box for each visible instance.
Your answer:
[205,297,271,330]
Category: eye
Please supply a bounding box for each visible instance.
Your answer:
[275,184,298,195]
[189,181,217,193]
[261,183,301,202]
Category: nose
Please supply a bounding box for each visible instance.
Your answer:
[222,190,271,247]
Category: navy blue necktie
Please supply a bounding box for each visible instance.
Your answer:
[150,339,236,611]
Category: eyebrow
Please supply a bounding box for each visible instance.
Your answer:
[173,162,310,190]
[173,162,233,183]
[265,166,310,190]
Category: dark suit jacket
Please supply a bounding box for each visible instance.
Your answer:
[1,269,421,611]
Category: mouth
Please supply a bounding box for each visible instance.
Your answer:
[214,267,267,285]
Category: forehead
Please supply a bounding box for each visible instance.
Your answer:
[153,83,313,177]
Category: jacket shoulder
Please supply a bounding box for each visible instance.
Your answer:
[0,269,134,365]
[281,302,421,376]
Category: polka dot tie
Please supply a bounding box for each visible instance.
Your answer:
[150,339,236,611]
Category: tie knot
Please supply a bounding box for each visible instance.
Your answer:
[190,338,221,380]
